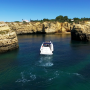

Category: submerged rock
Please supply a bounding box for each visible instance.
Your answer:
[0,22,19,53]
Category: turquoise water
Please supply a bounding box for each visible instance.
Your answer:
[0,34,90,90]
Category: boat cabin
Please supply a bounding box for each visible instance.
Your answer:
[43,42,51,47]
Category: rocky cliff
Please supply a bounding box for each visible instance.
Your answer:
[7,22,71,34]
[0,22,19,53]
[71,22,90,41]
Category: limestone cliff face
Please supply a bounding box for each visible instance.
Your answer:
[71,22,90,41]
[7,22,71,34]
[0,22,19,53]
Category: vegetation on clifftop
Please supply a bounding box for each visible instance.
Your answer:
[30,15,90,24]
[13,15,90,24]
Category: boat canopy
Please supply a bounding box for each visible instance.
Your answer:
[43,43,51,44]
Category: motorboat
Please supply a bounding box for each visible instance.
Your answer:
[40,41,54,55]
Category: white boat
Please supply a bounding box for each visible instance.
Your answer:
[40,41,54,55]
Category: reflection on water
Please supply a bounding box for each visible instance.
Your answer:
[17,34,71,43]
[70,40,90,53]
[70,40,90,45]
[56,33,71,38]
[38,55,53,67]
[0,49,19,73]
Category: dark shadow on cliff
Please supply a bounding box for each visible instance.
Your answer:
[36,24,46,34]
[31,24,46,34]
[42,24,46,34]
[17,24,46,35]
[71,27,90,41]
[36,31,46,34]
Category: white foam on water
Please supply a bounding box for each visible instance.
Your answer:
[47,70,82,81]
[48,71,60,81]
[15,72,36,83]
[37,55,54,67]
[65,72,81,76]
[40,62,53,67]
[16,79,31,83]
[73,73,81,76]
[54,70,81,76]
[30,74,36,80]
[48,78,54,81]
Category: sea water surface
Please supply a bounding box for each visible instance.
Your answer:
[0,34,90,90]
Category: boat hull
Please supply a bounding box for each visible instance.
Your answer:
[40,52,53,55]
[40,41,54,55]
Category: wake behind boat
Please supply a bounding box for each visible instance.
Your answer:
[40,41,54,55]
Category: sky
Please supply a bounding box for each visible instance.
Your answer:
[0,0,90,22]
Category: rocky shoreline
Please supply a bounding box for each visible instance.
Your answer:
[0,22,19,53]
[71,22,90,41]
[6,21,72,34]
[0,21,90,53]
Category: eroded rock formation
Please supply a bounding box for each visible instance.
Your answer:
[7,21,71,34]
[0,22,19,53]
[71,22,90,41]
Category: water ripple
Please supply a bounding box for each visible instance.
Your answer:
[15,72,36,83]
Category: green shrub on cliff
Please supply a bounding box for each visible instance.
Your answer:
[43,18,50,21]
[23,21,28,24]
[55,15,64,22]
[55,15,69,22]
[14,21,20,23]
[63,16,68,21]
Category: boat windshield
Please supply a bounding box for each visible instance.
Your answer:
[43,43,51,47]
